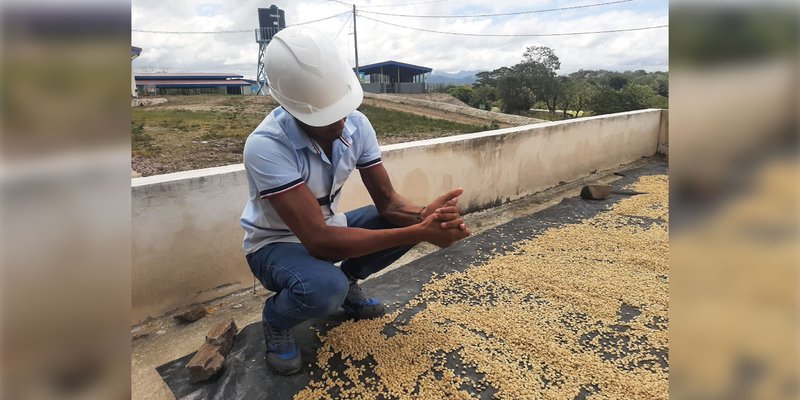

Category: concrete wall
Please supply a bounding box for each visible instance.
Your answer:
[658,109,669,156]
[132,109,664,324]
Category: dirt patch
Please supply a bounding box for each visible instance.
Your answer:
[382,93,471,108]
[365,92,544,126]
[132,136,245,176]
[362,98,511,128]
[140,94,279,115]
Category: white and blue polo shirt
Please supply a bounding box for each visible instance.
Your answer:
[240,106,382,254]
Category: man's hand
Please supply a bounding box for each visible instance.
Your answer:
[425,188,466,231]
[418,213,471,248]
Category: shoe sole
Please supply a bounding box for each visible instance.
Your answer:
[266,354,303,376]
[342,303,386,320]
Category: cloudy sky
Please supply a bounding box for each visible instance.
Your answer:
[132,0,668,79]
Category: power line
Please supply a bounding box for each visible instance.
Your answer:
[328,0,448,7]
[360,0,635,18]
[132,28,250,34]
[291,12,350,26]
[359,14,668,37]
[132,12,349,34]
[327,0,353,6]
[360,0,448,8]
[333,12,352,40]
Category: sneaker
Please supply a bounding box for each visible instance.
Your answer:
[342,280,386,320]
[263,321,302,375]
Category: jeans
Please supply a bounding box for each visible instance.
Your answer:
[245,205,414,330]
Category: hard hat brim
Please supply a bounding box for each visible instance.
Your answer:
[273,72,363,127]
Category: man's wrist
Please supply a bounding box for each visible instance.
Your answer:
[407,222,428,243]
[415,206,427,223]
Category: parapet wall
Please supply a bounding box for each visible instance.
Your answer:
[132,109,666,324]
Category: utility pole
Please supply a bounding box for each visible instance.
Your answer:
[255,5,285,96]
[352,4,360,82]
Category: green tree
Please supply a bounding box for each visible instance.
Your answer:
[448,85,474,105]
[621,83,657,109]
[589,83,661,115]
[522,46,561,71]
[655,74,669,97]
[474,57,669,115]
[588,87,627,114]
[471,85,498,110]
[475,67,512,88]
[520,46,561,113]
[650,94,669,109]
[559,77,597,118]
[496,73,533,114]
[607,74,629,90]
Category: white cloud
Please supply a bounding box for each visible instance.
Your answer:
[132,0,668,78]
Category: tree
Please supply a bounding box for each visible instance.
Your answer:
[588,83,660,115]
[448,85,474,105]
[522,46,561,71]
[650,94,669,109]
[620,84,657,109]
[655,74,669,97]
[473,54,669,115]
[559,77,597,118]
[496,73,533,114]
[588,87,627,115]
[471,85,498,110]
[519,46,561,113]
[557,77,573,118]
[475,67,512,88]
[607,74,629,90]
[538,74,562,114]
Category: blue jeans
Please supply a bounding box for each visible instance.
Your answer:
[245,205,414,330]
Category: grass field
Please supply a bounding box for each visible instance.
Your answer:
[358,105,496,140]
[132,96,490,176]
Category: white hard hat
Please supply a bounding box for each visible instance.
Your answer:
[265,26,363,127]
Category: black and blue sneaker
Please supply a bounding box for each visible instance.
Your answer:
[342,280,386,320]
[263,321,302,375]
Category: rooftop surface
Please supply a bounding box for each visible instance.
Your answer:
[132,156,667,399]
[358,61,433,75]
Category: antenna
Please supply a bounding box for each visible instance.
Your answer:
[255,4,286,96]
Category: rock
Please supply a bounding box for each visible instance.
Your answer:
[185,318,238,383]
[580,185,611,200]
[131,326,153,340]
[187,343,226,383]
[232,303,243,309]
[206,319,238,355]
[173,304,207,323]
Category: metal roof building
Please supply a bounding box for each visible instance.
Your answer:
[358,60,433,94]
[134,73,252,95]
[131,46,142,98]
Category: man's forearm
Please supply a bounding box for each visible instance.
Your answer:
[308,224,424,261]
[379,193,426,227]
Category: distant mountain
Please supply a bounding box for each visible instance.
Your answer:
[427,70,480,85]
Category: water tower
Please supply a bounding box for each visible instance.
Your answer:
[255,4,286,96]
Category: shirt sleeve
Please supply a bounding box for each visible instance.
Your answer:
[243,134,304,198]
[355,115,383,169]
